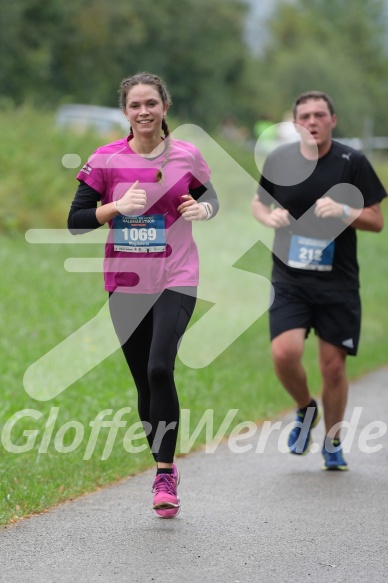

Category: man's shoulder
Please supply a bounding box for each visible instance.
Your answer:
[266,141,300,161]
[330,140,364,163]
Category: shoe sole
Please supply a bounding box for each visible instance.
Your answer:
[155,506,181,519]
[289,407,322,456]
[322,463,349,471]
[153,501,180,509]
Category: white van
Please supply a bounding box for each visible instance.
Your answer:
[56,104,129,136]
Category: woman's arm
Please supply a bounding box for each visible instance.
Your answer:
[189,180,219,219]
[67,181,104,234]
[68,181,147,233]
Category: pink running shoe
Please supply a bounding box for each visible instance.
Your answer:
[152,464,180,519]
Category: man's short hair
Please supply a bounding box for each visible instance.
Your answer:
[292,91,336,118]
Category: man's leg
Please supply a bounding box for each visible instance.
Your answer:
[318,338,348,440]
[272,328,321,454]
[271,328,311,408]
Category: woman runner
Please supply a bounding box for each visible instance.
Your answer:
[68,72,219,517]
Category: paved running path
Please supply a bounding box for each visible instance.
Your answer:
[0,369,387,583]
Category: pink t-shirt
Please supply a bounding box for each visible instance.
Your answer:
[76,136,211,293]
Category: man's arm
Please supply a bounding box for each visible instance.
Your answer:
[347,203,384,232]
[251,193,290,229]
[314,198,384,232]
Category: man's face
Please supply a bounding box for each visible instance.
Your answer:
[294,98,337,151]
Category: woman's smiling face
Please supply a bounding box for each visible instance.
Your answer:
[124,83,168,138]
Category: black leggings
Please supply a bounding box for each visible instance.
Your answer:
[109,287,197,463]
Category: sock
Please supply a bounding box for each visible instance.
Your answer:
[156,467,173,475]
[324,436,341,449]
[299,398,317,412]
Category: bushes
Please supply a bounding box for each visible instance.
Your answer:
[0,106,108,232]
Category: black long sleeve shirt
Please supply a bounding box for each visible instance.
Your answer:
[68,181,219,234]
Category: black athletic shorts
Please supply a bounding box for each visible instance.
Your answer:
[269,282,361,356]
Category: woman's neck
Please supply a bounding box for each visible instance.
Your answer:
[129,135,164,157]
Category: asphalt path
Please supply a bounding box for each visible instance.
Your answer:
[0,369,387,583]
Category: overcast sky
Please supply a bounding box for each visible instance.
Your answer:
[244,0,278,53]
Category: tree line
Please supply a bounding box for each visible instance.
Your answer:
[1,0,388,136]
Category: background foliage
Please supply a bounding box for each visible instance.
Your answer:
[1,0,388,135]
[258,0,388,136]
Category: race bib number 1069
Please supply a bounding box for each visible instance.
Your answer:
[113,214,166,253]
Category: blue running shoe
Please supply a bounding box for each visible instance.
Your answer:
[322,438,349,471]
[288,399,321,455]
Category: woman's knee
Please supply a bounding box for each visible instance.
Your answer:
[148,362,173,389]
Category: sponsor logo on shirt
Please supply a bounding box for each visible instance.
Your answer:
[80,163,92,175]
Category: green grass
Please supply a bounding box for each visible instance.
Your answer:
[0,105,388,526]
